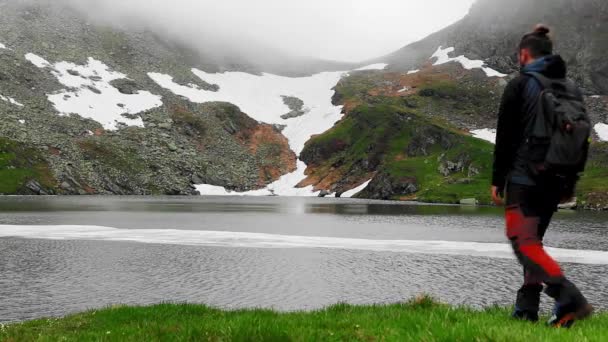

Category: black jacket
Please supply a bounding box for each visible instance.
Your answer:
[492,55,581,191]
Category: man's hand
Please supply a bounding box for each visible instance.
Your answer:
[491,186,504,206]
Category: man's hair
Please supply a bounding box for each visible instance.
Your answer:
[519,24,553,57]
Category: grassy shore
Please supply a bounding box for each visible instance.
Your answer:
[1,298,607,341]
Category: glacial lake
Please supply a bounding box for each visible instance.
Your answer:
[0,196,607,323]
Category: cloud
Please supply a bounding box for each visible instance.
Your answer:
[36,0,476,62]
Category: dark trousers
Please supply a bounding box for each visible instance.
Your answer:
[505,182,586,313]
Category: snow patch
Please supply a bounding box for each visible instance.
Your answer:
[431,46,507,78]
[0,94,24,107]
[195,160,320,197]
[341,179,372,198]
[590,95,601,99]
[354,63,388,71]
[0,42,6,50]
[398,86,410,93]
[18,119,25,124]
[25,53,162,130]
[24,53,51,68]
[195,184,241,196]
[2,225,608,265]
[152,64,386,197]
[471,128,496,144]
[595,123,608,141]
[407,69,419,75]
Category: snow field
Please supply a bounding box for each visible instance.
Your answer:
[25,53,162,130]
[431,46,507,78]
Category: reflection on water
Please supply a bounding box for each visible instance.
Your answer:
[0,196,500,215]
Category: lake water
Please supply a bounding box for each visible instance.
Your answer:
[0,196,607,323]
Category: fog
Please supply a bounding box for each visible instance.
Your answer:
[55,0,475,63]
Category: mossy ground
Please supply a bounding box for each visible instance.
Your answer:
[2,298,607,341]
[302,72,497,204]
[577,142,608,209]
[0,137,56,194]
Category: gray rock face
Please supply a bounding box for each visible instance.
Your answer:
[280,96,308,120]
[25,180,48,195]
[109,79,140,95]
[0,3,298,195]
[357,171,418,200]
[381,0,608,95]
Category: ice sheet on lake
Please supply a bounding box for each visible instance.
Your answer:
[25,53,162,130]
[595,123,608,141]
[432,46,507,78]
[2,225,608,265]
[152,64,386,197]
[471,128,496,144]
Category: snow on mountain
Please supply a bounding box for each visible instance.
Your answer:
[341,179,372,198]
[471,128,497,144]
[0,42,6,49]
[24,53,163,130]
[149,69,347,156]
[354,63,388,71]
[407,70,419,75]
[191,184,239,196]
[431,47,507,78]
[0,94,24,107]
[596,123,608,141]
[471,124,608,144]
[150,64,386,196]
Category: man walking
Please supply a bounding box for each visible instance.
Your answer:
[491,24,593,327]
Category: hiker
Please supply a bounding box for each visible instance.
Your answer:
[490,24,593,327]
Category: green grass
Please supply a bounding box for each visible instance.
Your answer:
[0,137,56,194]
[2,298,607,341]
[577,142,608,208]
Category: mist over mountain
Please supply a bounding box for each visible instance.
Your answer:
[0,0,354,76]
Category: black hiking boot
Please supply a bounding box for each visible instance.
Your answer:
[547,302,594,328]
[545,280,593,328]
[512,308,539,322]
[512,284,543,322]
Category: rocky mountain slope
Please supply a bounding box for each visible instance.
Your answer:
[380,0,608,95]
[0,0,353,195]
[300,0,608,209]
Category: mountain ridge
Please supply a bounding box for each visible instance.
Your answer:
[377,0,608,94]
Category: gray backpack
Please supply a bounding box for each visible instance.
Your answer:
[524,72,591,175]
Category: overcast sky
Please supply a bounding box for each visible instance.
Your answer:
[63,0,476,62]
